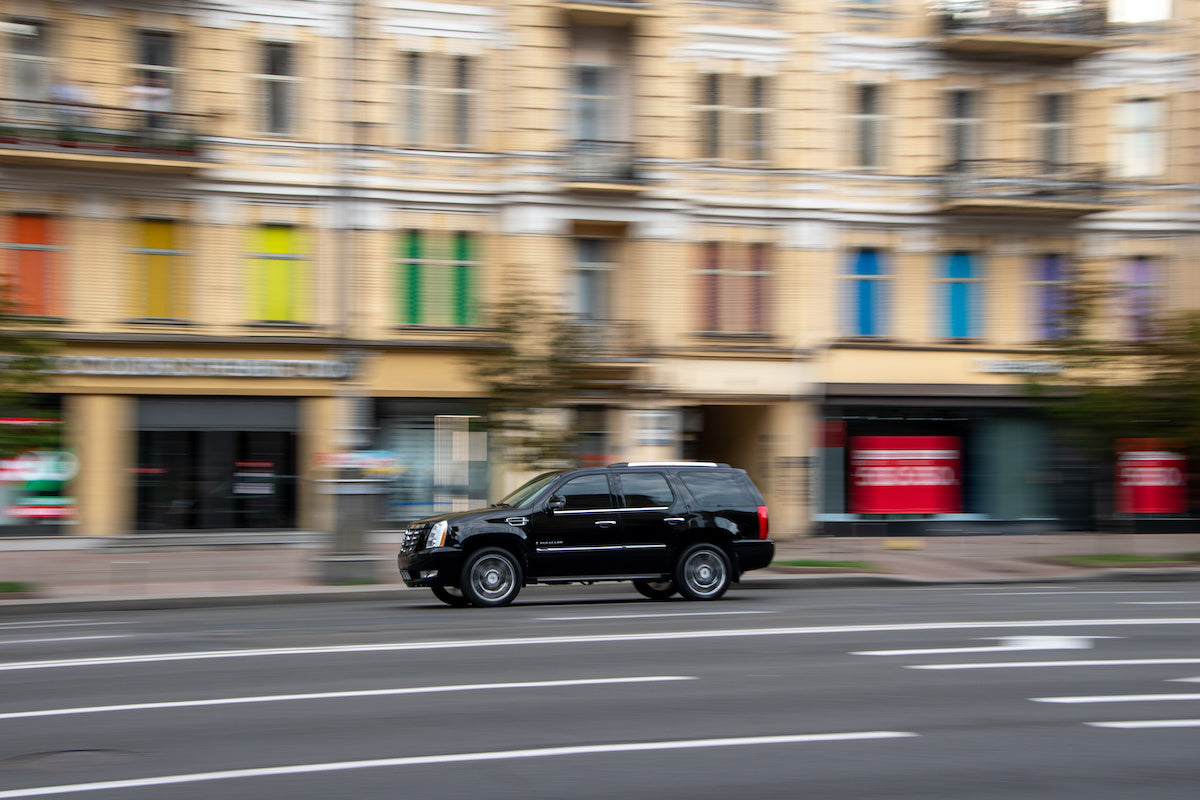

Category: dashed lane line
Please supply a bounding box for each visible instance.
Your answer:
[2,618,1199,673]
[0,731,919,798]
[1032,693,1200,704]
[0,636,130,646]
[911,658,1200,671]
[1086,720,1200,729]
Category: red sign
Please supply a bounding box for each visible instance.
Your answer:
[850,435,962,514]
[1116,440,1187,514]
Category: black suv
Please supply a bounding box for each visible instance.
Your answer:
[397,461,773,607]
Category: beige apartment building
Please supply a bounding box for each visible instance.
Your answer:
[0,0,1196,538]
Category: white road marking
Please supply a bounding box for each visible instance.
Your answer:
[0,731,919,798]
[1086,719,1200,729]
[855,635,1113,657]
[1125,601,1200,605]
[1169,677,1200,683]
[539,611,773,621]
[2,618,1199,673]
[969,591,1177,596]
[0,636,128,646]
[0,621,119,630]
[912,658,1200,671]
[0,676,694,720]
[1032,693,1200,704]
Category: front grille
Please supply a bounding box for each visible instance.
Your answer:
[401,526,426,555]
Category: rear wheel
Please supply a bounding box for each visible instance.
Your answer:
[430,584,469,607]
[460,548,522,607]
[674,544,731,601]
[632,579,677,600]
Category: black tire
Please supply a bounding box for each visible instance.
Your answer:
[632,579,677,600]
[460,548,522,607]
[674,543,731,601]
[430,584,469,607]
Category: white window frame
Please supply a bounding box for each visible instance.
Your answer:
[398,51,478,149]
[849,83,885,169]
[7,18,52,119]
[1112,97,1165,179]
[257,41,298,135]
[945,88,981,170]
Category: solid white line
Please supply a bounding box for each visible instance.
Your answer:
[1086,720,1200,729]
[538,611,773,621]
[2,618,1199,673]
[855,635,1110,657]
[1125,601,1200,605]
[911,659,1200,671]
[0,731,918,798]
[0,676,694,720]
[1032,694,1200,704]
[969,591,1176,596]
[0,621,117,630]
[0,636,128,646]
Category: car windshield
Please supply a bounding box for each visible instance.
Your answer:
[496,471,563,508]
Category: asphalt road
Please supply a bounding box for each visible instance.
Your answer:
[2,581,1200,799]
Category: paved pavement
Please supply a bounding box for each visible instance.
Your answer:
[1,531,1199,614]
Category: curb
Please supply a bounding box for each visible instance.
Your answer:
[2,567,1199,616]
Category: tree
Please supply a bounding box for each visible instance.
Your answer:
[470,285,598,470]
[0,279,58,458]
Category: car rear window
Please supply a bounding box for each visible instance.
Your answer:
[678,470,757,508]
[616,472,674,508]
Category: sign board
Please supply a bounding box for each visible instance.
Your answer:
[850,435,962,514]
[1116,440,1187,514]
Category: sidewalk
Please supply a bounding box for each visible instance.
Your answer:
[2,531,1200,614]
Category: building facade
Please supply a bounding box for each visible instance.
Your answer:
[1,0,1196,537]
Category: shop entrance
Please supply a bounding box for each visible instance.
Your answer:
[134,398,298,531]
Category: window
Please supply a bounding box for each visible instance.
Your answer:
[396,230,477,326]
[698,73,770,162]
[1037,93,1069,171]
[571,237,613,323]
[1117,256,1158,341]
[249,224,306,322]
[1113,98,1165,179]
[698,242,771,334]
[946,89,980,170]
[1031,254,1070,340]
[7,19,50,118]
[616,472,674,509]
[850,84,884,168]
[844,248,888,336]
[556,474,614,511]
[133,30,177,109]
[939,251,982,339]
[571,64,614,142]
[677,470,757,509]
[133,219,185,319]
[1109,0,1170,23]
[259,43,296,134]
[4,214,56,315]
[398,52,477,148]
[574,406,610,467]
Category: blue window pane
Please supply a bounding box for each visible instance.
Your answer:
[946,251,974,279]
[948,281,972,337]
[853,248,881,276]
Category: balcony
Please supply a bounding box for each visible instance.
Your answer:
[562,140,648,193]
[552,1,656,26]
[571,320,653,368]
[941,160,1114,217]
[933,0,1115,60]
[0,98,207,174]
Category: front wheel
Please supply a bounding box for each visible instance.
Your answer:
[632,579,677,600]
[430,584,469,607]
[674,544,731,601]
[460,548,523,607]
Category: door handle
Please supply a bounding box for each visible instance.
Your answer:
[664,517,686,525]
[594,520,617,528]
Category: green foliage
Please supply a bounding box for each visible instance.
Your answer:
[0,581,38,594]
[1041,553,1198,567]
[470,283,597,470]
[1028,278,1200,464]
[0,279,57,458]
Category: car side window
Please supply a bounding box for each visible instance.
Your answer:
[678,471,756,508]
[616,472,674,509]
[556,474,615,511]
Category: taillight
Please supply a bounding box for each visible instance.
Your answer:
[757,505,769,539]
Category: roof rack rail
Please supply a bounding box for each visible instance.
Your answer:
[607,461,727,468]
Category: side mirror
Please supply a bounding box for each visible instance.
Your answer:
[548,495,566,513]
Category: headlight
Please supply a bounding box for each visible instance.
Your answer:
[426,520,449,548]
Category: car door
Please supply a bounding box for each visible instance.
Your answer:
[525,473,623,578]
[613,470,683,575]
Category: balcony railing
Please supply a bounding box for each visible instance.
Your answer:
[563,140,644,188]
[941,159,1112,215]
[934,0,1112,58]
[0,97,205,161]
[570,319,652,362]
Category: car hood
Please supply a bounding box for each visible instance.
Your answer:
[408,506,521,528]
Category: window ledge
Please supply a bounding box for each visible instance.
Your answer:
[694,331,775,340]
[390,325,485,334]
[124,317,196,326]
[242,321,323,330]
